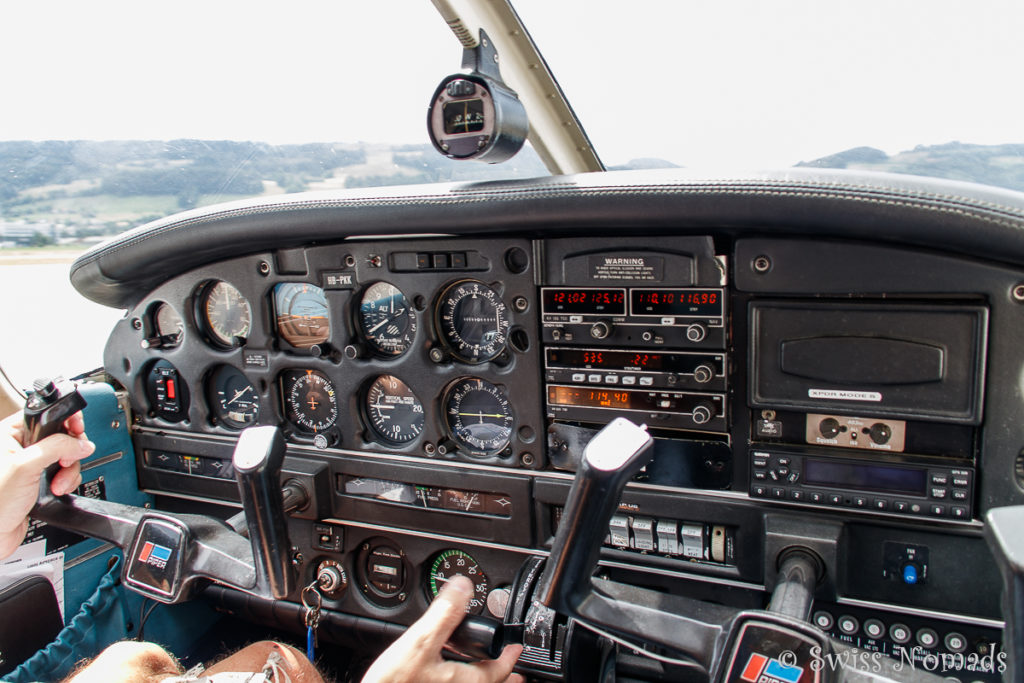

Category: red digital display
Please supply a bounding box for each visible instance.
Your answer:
[546,348,719,375]
[630,289,723,317]
[542,288,626,315]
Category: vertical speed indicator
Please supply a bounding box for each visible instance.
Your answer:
[364,375,424,445]
[435,280,509,363]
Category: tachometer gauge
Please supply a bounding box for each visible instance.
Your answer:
[358,282,417,357]
[281,369,338,434]
[197,280,252,349]
[435,280,510,363]
[274,282,330,348]
[426,549,488,614]
[208,365,259,429]
[364,375,424,445]
[442,377,513,454]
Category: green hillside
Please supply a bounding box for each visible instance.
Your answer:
[797,142,1024,192]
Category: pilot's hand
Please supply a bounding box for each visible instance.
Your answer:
[361,575,524,683]
[0,410,94,560]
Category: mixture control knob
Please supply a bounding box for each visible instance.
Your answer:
[316,560,348,595]
[590,320,612,339]
[685,323,706,343]
[692,364,714,384]
[692,403,714,425]
[819,417,841,439]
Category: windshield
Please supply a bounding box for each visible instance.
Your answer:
[2,0,1022,390]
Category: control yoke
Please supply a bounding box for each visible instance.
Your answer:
[27,379,297,603]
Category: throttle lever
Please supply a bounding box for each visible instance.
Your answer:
[24,377,87,507]
[232,426,295,599]
[535,418,653,616]
[447,615,522,661]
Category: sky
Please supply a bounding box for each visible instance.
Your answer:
[2,0,1023,169]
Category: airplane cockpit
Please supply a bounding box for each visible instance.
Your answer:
[1,1,1023,682]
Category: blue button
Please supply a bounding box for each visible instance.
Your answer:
[903,564,918,585]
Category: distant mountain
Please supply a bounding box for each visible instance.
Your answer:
[607,158,681,171]
[0,140,546,237]
[4,140,1023,242]
[797,142,1024,192]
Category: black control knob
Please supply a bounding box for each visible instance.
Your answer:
[868,422,892,445]
[685,323,706,343]
[692,403,714,425]
[819,418,841,439]
[692,364,714,384]
[590,321,612,340]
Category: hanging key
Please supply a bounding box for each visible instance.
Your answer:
[301,580,323,663]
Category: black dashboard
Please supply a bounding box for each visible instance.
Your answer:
[70,168,1024,680]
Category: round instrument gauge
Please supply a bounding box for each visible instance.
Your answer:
[281,369,338,434]
[442,378,513,454]
[426,549,488,614]
[208,365,259,429]
[274,282,330,349]
[364,375,424,445]
[150,303,184,349]
[358,282,417,357]
[197,280,252,349]
[435,280,510,363]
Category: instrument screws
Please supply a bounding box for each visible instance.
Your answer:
[344,254,356,267]
[520,452,535,467]
[512,296,529,312]
[132,318,142,330]
[753,255,772,273]
[258,261,271,276]
[1013,284,1024,301]
[424,442,436,456]
[429,347,446,363]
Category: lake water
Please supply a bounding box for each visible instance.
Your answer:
[0,262,125,392]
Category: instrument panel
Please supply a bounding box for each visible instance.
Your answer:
[113,238,543,468]
[101,228,1014,678]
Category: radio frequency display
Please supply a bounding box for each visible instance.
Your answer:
[543,288,626,315]
[630,288,723,317]
[548,385,684,412]
[546,348,719,374]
